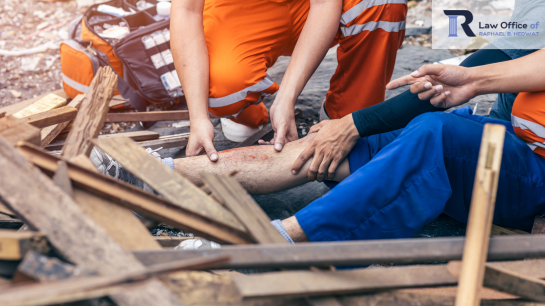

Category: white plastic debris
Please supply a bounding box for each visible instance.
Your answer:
[21,56,42,71]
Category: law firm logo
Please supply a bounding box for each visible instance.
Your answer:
[444,10,476,37]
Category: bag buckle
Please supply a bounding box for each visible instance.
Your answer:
[86,41,97,56]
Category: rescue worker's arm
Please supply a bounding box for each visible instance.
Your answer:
[265,0,342,152]
[388,49,545,108]
[171,0,218,162]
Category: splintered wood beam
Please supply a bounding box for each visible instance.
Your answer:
[105,110,189,123]
[0,231,49,260]
[0,136,181,306]
[133,235,545,269]
[16,142,252,244]
[52,161,73,197]
[62,67,117,159]
[12,93,67,118]
[448,261,545,302]
[0,255,229,306]
[16,251,96,282]
[25,106,78,129]
[455,123,506,306]
[93,137,246,234]
[491,224,529,236]
[235,123,274,148]
[46,130,160,151]
[200,173,286,244]
[231,265,457,299]
[41,94,85,148]
[0,116,40,147]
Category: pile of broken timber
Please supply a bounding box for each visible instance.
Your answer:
[0,68,544,306]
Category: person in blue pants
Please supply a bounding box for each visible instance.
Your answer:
[295,107,545,241]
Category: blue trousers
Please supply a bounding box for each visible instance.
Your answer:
[295,107,545,241]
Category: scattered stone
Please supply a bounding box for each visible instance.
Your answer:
[10,90,21,98]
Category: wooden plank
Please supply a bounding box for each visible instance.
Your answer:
[16,251,96,282]
[62,67,117,159]
[93,137,246,234]
[0,255,228,306]
[0,231,49,260]
[16,142,253,244]
[133,235,545,269]
[201,173,285,244]
[105,110,189,123]
[69,154,162,251]
[12,93,67,118]
[52,161,73,196]
[491,224,529,236]
[456,123,506,306]
[235,123,274,148]
[0,214,24,230]
[232,265,457,299]
[40,94,84,147]
[24,106,78,128]
[0,203,15,218]
[136,134,189,150]
[46,130,160,151]
[0,90,68,116]
[449,261,545,302]
[0,136,182,306]
[532,215,545,235]
[0,116,40,147]
[155,236,197,248]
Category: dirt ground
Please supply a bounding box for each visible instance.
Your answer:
[0,0,434,107]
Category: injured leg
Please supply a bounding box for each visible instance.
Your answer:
[173,133,350,194]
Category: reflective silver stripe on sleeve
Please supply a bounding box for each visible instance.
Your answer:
[62,73,89,93]
[511,114,545,139]
[341,20,406,37]
[528,142,539,151]
[341,0,407,25]
[208,75,275,108]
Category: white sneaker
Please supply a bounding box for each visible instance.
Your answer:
[175,239,221,250]
[221,118,262,143]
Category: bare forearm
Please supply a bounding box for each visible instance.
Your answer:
[276,0,341,106]
[171,0,209,121]
[472,49,545,95]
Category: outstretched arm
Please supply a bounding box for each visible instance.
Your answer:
[173,134,350,194]
[171,0,218,162]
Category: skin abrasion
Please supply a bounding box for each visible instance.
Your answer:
[173,133,351,194]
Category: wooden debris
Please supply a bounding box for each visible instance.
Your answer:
[62,67,117,159]
[52,161,73,196]
[17,142,253,244]
[136,133,189,150]
[154,236,196,248]
[93,137,246,235]
[231,265,457,299]
[16,251,97,282]
[133,235,545,269]
[532,215,545,235]
[12,94,67,119]
[105,110,189,122]
[455,123,506,306]
[0,136,182,306]
[449,260,545,302]
[46,130,160,151]
[0,215,24,230]
[201,173,285,244]
[40,94,85,148]
[0,90,68,116]
[69,154,162,250]
[24,106,78,129]
[0,116,40,146]
[0,230,49,260]
[0,255,229,306]
[491,224,529,236]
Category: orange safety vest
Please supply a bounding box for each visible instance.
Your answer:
[511,91,545,158]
